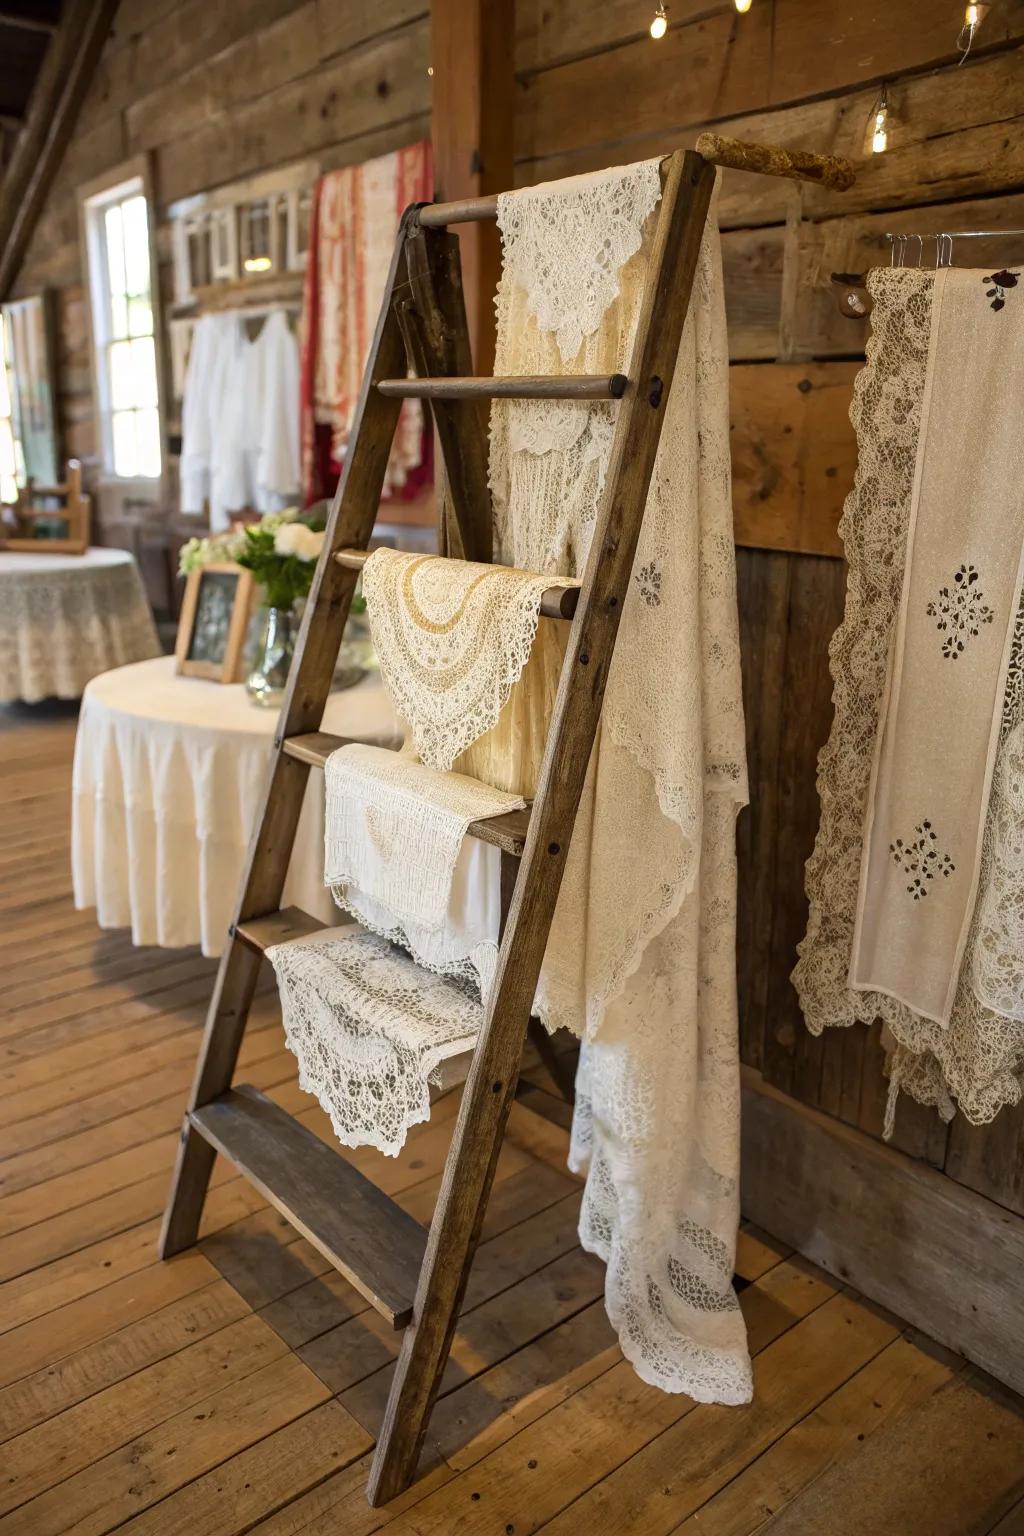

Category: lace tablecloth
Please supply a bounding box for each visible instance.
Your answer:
[0,547,161,704]
[72,655,403,956]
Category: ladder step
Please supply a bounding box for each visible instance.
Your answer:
[333,550,579,620]
[282,734,532,855]
[377,373,627,401]
[189,1085,426,1327]
[234,906,326,953]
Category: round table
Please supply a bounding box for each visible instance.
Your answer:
[72,655,403,957]
[0,547,161,704]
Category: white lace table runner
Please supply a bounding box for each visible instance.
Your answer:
[850,267,1024,1025]
[267,928,482,1157]
[794,265,1024,1129]
[324,742,524,932]
[362,548,577,772]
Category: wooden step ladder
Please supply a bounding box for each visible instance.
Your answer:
[160,134,854,1506]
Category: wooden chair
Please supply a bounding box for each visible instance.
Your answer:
[159,135,855,1505]
[1,459,91,553]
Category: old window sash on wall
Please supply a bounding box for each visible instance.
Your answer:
[0,294,60,502]
[79,157,165,489]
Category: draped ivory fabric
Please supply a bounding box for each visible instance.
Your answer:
[794,265,1024,1130]
[267,928,482,1157]
[484,162,752,1404]
[323,740,520,998]
[324,743,524,933]
[362,548,576,781]
[849,268,1024,1026]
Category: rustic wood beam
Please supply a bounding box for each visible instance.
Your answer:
[0,9,58,32]
[0,0,122,298]
[429,0,514,376]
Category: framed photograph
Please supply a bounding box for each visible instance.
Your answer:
[174,563,254,682]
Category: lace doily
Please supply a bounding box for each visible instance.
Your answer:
[794,267,1024,1127]
[267,929,482,1157]
[324,743,524,934]
[362,548,576,772]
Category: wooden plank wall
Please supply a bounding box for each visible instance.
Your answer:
[8,0,434,459]
[512,0,1024,1213]
[7,0,1024,1218]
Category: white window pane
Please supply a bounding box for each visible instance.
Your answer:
[0,358,10,419]
[131,336,157,407]
[110,291,129,340]
[112,409,138,477]
[128,296,152,338]
[109,340,134,409]
[134,408,161,477]
[122,196,150,297]
[105,204,126,297]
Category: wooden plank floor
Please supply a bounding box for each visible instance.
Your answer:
[2,699,1024,1536]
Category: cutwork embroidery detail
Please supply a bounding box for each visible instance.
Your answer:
[925,564,994,659]
[635,560,662,607]
[889,820,956,900]
[983,269,1020,313]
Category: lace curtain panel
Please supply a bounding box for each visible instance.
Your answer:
[485,161,751,1405]
[794,266,1024,1130]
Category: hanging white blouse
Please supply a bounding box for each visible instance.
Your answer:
[180,309,301,530]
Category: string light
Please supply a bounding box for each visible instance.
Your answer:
[865,83,890,155]
[735,0,753,12]
[958,1,988,61]
[650,4,667,39]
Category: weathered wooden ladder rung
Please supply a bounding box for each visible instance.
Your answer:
[190,1083,426,1327]
[160,129,854,1510]
[333,548,579,619]
[377,373,627,400]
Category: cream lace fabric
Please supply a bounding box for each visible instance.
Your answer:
[794,267,1024,1129]
[323,741,520,998]
[267,929,482,1157]
[362,548,576,772]
[324,743,524,932]
[485,162,751,1403]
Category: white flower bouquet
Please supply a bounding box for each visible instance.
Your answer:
[179,508,326,611]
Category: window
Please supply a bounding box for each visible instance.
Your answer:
[82,164,163,481]
[0,312,20,504]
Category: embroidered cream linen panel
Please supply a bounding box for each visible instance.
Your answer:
[795,265,1024,1130]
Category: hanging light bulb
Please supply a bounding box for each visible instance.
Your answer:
[650,3,667,38]
[958,1,989,60]
[866,84,890,155]
[735,0,753,12]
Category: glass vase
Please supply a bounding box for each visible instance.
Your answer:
[245,605,299,708]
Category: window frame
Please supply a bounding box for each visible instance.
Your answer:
[78,155,167,493]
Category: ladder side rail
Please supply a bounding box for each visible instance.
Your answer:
[400,227,493,562]
[159,211,417,1260]
[368,147,717,1504]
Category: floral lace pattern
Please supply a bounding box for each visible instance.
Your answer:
[794,268,1024,1126]
[362,548,576,772]
[267,929,482,1157]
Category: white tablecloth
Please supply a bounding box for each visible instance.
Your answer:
[72,655,403,957]
[0,547,161,704]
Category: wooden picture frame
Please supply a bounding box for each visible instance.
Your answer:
[174,563,254,682]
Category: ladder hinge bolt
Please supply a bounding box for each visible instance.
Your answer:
[579,652,589,665]
[648,376,664,407]
[491,1080,502,1093]
[608,596,618,608]
[548,842,560,855]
